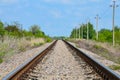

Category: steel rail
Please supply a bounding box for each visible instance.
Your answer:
[2,40,57,80]
[63,40,120,80]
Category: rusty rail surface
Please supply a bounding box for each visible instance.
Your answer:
[2,40,57,80]
[63,40,120,80]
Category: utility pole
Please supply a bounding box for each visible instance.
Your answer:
[110,0,118,46]
[76,27,77,40]
[95,14,100,40]
[81,24,83,39]
[87,19,90,40]
[74,28,75,39]
[82,25,84,39]
[79,24,81,39]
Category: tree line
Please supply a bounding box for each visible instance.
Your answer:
[70,22,120,44]
[0,21,51,42]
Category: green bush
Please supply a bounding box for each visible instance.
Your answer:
[26,37,31,41]
[0,58,3,63]
[0,52,5,58]
[93,45,102,49]
[19,46,26,52]
[45,37,52,42]
[34,42,44,47]
[0,52,5,63]
[109,65,120,70]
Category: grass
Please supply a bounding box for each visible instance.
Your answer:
[19,46,26,52]
[93,45,102,49]
[0,52,5,63]
[69,39,120,65]
[34,42,44,47]
[109,65,120,70]
[0,36,46,64]
[0,52,5,57]
[92,44,120,64]
[0,58,3,63]
[45,37,52,43]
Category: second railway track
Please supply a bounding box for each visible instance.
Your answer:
[3,40,120,80]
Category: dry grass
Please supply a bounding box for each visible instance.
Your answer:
[30,38,45,46]
[109,65,120,70]
[69,39,120,64]
[0,36,45,63]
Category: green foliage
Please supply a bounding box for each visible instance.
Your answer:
[5,25,20,32]
[109,65,120,70]
[0,21,5,42]
[29,25,45,38]
[0,52,5,63]
[70,28,76,38]
[70,22,120,45]
[97,26,120,44]
[0,21,5,36]
[4,22,23,38]
[53,36,67,40]
[19,46,26,52]
[115,31,120,44]
[0,20,51,39]
[0,52,5,58]
[34,42,44,47]
[30,25,40,34]
[115,26,120,44]
[45,36,52,42]
[70,22,96,39]
[0,20,52,63]
[98,29,112,42]
[93,45,102,49]
[0,58,3,63]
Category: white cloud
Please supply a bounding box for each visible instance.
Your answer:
[0,0,18,5]
[89,0,103,2]
[44,0,72,4]
[50,10,63,18]
[43,0,103,5]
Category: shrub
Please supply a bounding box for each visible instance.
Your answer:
[45,37,52,43]
[0,52,5,63]
[0,58,3,63]
[19,46,26,52]
[34,42,44,47]
[109,65,120,70]
[93,45,102,49]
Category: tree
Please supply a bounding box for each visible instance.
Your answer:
[70,28,76,38]
[98,29,112,42]
[5,23,22,37]
[70,22,95,39]
[30,25,41,35]
[0,21,5,42]
[5,25,20,32]
[114,26,120,44]
[29,25,45,38]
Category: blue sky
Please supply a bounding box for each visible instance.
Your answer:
[0,0,120,37]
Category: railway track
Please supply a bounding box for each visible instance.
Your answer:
[2,40,120,80]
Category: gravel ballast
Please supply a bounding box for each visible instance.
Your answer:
[23,40,102,80]
[1,40,103,80]
[70,40,120,75]
[0,42,51,79]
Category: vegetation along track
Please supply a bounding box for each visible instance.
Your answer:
[2,40,120,80]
